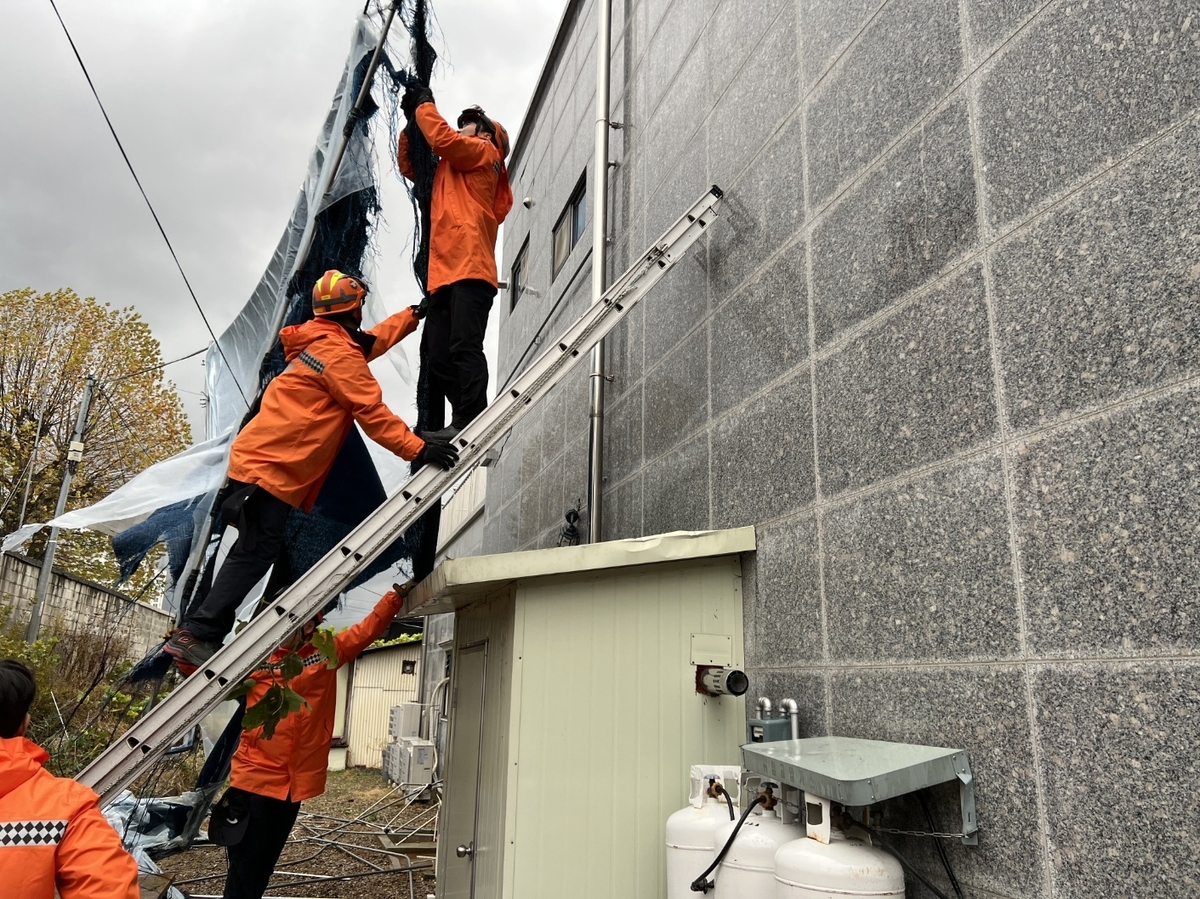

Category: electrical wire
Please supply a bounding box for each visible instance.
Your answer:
[45,0,248,407]
[854,818,957,899]
[108,346,207,384]
[919,791,967,899]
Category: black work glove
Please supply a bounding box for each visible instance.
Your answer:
[400,85,434,119]
[415,438,458,470]
[409,296,431,320]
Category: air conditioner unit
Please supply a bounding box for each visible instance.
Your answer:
[382,741,405,784]
[400,737,434,786]
[389,702,422,740]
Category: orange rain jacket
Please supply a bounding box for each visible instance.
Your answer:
[229,588,406,802]
[0,737,139,899]
[227,310,425,510]
[398,103,513,294]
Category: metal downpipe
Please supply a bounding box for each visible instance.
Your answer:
[586,0,614,543]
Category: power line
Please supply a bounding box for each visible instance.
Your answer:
[109,346,207,384]
[46,0,249,408]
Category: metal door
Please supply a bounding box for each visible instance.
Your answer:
[442,641,487,898]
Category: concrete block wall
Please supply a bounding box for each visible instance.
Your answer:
[0,552,172,659]
[488,1,1200,895]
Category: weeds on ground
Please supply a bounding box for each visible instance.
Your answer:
[0,606,200,789]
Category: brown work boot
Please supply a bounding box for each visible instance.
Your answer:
[163,629,219,674]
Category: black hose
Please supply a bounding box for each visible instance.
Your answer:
[690,795,766,893]
[919,790,966,899]
[713,782,735,821]
[855,820,956,899]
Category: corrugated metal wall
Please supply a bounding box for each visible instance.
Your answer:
[346,642,422,768]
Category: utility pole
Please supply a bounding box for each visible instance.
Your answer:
[26,375,95,641]
[17,389,51,529]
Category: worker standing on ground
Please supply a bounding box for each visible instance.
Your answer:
[398,85,513,441]
[165,272,458,672]
[208,583,414,899]
[0,659,140,899]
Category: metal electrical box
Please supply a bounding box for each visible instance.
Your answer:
[401,528,755,899]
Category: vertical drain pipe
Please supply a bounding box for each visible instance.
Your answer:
[585,0,614,544]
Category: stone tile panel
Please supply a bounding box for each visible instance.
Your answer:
[993,120,1200,429]
[642,432,710,533]
[816,264,997,493]
[810,101,977,345]
[831,666,1045,899]
[749,515,824,668]
[822,455,1019,664]
[1010,388,1200,657]
[1035,662,1200,898]
[977,0,1200,228]
[711,370,815,528]
[711,241,809,417]
[806,0,962,206]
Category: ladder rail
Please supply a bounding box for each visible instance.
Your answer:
[78,185,724,803]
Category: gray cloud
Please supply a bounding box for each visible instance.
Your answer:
[1,0,563,431]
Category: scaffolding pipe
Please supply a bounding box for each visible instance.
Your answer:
[585,0,614,543]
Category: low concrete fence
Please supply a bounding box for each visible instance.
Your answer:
[0,552,171,659]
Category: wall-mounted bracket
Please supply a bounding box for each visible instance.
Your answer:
[741,736,979,845]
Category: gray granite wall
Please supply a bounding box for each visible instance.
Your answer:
[487,1,1200,895]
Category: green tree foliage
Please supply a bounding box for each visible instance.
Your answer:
[0,287,192,596]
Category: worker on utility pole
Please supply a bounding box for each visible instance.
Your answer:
[207,584,413,899]
[398,86,513,442]
[0,659,140,899]
[165,271,459,672]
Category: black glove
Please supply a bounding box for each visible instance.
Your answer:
[415,438,458,470]
[410,296,431,320]
[401,85,434,119]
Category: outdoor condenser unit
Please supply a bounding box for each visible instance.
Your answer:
[389,702,422,740]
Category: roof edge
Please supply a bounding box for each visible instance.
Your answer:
[508,0,588,173]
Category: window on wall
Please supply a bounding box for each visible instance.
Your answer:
[552,175,587,278]
[510,236,530,310]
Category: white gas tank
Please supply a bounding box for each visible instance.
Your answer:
[666,766,740,899]
[712,807,804,899]
[774,828,905,898]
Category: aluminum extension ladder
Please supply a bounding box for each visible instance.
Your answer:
[78,185,725,804]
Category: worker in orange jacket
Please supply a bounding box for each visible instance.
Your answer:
[398,88,514,441]
[166,272,458,671]
[0,659,140,899]
[208,584,413,899]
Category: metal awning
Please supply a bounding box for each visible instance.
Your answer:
[742,736,978,845]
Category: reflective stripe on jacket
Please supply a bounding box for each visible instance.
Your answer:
[227,310,424,509]
[229,589,405,802]
[0,737,139,899]
[398,103,513,293]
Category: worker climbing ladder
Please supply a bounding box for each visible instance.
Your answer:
[78,185,725,804]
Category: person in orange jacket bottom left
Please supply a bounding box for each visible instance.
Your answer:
[210,583,414,899]
[0,659,140,899]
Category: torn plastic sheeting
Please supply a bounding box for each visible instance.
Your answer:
[0,432,232,553]
[204,15,382,438]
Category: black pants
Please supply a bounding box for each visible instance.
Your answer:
[185,482,292,642]
[222,789,301,899]
[425,278,495,429]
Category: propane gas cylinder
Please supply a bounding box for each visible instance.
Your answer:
[711,806,803,899]
[665,766,740,899]
[774,827,905,898]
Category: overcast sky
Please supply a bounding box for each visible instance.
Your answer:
[0,0,564,440]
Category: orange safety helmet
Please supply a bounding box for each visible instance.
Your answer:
[312,269,369,316]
